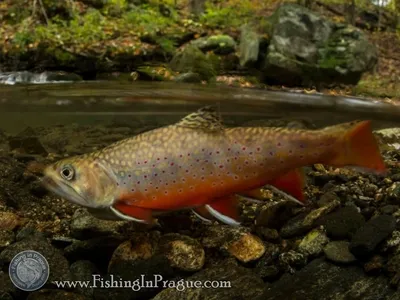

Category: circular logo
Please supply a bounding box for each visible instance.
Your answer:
[9,250,50,292]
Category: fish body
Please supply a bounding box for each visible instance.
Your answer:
[43,106,386,225]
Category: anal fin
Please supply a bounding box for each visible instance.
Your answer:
[192,206,215,223]
[205,196,240,226]
[240,168,306,204]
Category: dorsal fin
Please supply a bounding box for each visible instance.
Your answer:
[176,105,224,132]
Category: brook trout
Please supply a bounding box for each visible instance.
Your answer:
[42,106,386,225]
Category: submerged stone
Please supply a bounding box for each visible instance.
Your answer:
[324,241,357,264]
[350,215,396,259]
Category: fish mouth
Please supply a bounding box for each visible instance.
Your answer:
[41,175,89,207]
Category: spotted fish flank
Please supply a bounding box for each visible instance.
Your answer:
[42,106,387,226]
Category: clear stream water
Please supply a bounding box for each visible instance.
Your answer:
[1,81,400,135]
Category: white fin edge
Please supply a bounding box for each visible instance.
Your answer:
[205,204,241,226]
[192,209,213,223]
[110,206,151,224]
[265,185,304,206]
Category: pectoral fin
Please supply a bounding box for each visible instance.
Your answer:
[110,202,155,224]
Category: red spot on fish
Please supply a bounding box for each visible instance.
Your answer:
[242,147,246,151]
[185,170,189,173]
[170,163,174,166]
[152,164,155,167]
[228,148,231,151]
[300,144,305,148]
[269,151,274,156]
[196,159,200,162]
[216,151,220,154]
[257,147,260,151]
[131,188,135,192]
[201,176,205,180]
[128,174,131,178]
[154,173,158,177]
[179,154,182,157]
[219,165,223,168]
[277,142,281,147]
[137,181,140,184]
[188,153,191,156]
[144,175,147,178]
[144,161,147,164]
[249,152,253,155]
[157,158,160,160]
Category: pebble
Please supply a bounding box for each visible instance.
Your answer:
[152,258,264,300]
[256,227,280,241]
[364,255,384,274]
[350,215,396,259]
[380,205,399,215]
[255,243,280,279]
[0,211,23,231]
[70,260,99,298]
[279,250,307,274]
[255,201,297,228]
[0,230,15,251]
[324,241,357,264]
[320,206,365,239]
[280,199,340,238]
[70,208,128,239]
[225,232,266,263]
[317,192,340,208]
[158,233,205,271]
[386,182,400,204]
[298,227,329,257]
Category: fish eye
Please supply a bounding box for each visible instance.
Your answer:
[60,165,75,181]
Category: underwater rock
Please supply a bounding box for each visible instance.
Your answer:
[97,233,175,300]
[0,270,20,300]
[255,227,280,241]
[8,135,47,156]
[158,233,205,272]
[387,254,400,287]
[173,72,202,83]
[386,182,400,204]
[255,200,298,229]
[136,66,177,81]
[324,241,357,264]
[0,236,71,283]
[364,255,384,274]
[280,199,339,238]
[260,3,377,86]
[279,212,311,238]
[239,25,260,67]
[224,232,266,263]
[0,230,15,251]
[278,250,307,274]
[64,236,125,267]
[70,208,128,239]
[0,211,24,231]
[381,205,399,215]
[26,289,90,300]
[201,225,265,262]
[319,206,366,239]
[152,258,264,300]
[316,191,341,207]
[350,215,396,259]
[254,243,281,280]
[257,258,396,300]
[298,227,329,258]
[191,35,237,55]
[70,260,99,298]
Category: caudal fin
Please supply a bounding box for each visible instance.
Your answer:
[327,120,386,175]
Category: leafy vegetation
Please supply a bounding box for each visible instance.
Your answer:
[0,0,399,100]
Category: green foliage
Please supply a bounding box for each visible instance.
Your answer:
[200,0,255,28]
[122,4,176,33]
